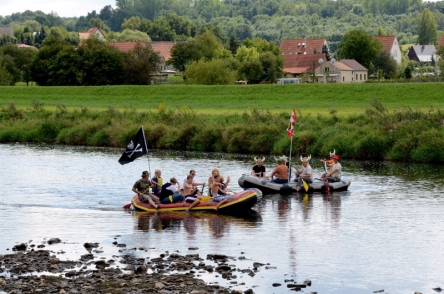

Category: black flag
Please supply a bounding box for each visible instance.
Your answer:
[118,127,148,165]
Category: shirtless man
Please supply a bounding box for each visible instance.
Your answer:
[184,175,205,212]
[210,175,229,211]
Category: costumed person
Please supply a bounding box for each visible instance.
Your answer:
[251,157,266,177]
[151,169,163,195]
[294,155,313,192]
[321,155,342,182]
[210,175,229,211]
[160,178,184,204]
[320,150,335,177]
[270,158,289,183]
[132,171,159,208]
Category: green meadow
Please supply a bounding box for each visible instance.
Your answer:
[1,83,443,115]
[1,83,444,162]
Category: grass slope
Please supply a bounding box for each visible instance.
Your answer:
[0,83,442,114]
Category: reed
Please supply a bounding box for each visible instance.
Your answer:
[1,100,444,163]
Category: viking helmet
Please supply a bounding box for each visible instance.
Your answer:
[254,157,265,163]
[329,149,336,157]
[300,155,311,163]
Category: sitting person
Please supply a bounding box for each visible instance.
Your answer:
[294,155,314,191]
[151,169,163,195]
[270,159,289,183]
[160,178,184,204]
[210,175,229,211]
[251,157,266,177]
[320,150,335,175]
[321,155,342,182]
[132,171,159,208]
[184,175,205,212]
[208,168,230,194]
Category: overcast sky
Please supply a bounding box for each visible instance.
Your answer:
[1,0,115,18]
[1,0,441,18]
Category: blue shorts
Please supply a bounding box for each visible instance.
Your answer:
[161,194,184,204]
[212,194,227,202]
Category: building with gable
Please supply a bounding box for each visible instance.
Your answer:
[314,59,367,83]
[373,36,402,64]
[78,27,106,41]
[407,45,436,63]
[280,38,331,78]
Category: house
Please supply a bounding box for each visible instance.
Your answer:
[78,27,106,41]
[373,36,402,64]
[280,38,332,79]
[0,26,14,38]
[107,41,178,76]
[314,59,367,83]
[282,53,328,78]
[407,45,436,63]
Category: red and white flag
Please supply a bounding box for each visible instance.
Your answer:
[286,109,297,138]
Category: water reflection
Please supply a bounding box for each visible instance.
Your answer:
[134,210,262,238]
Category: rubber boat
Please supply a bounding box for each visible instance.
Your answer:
[238,174,351,194]
[131,188,262,213]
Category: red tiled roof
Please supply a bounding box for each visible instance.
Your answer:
[150,42,176,61]
[438,34,444,50]
[283,67,310,74]
[340,59,367,71]
[107,41,177,60]
[280,38,327,55]
[333,62,352,71]
[283,53,327,72]
[373,36,396,53]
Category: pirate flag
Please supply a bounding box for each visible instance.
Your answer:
[118,127,148,165]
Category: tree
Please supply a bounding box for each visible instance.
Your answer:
[110,29,151,42]
[418,8,438,45]
[404,66,412,79]
[121,16,142,30]
[122,43,161,85]
[373,50,397,79]
[337,29,383,71]
[147,17,175,41]
[235,46,260,62]
[184,59,237,85]
[229,33,240,56]
[0,43,36,85]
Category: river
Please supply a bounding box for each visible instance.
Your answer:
[1,143,444,293]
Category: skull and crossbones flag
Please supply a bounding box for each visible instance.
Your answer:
[118,127,148,165]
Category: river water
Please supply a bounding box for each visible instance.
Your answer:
[1,143,444,294]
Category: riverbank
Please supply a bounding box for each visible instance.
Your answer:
[0,238,313,293]
[1,99,443,162]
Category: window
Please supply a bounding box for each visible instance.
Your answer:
[364,74,367,80]
[343,76,345,82]
[360,74,362,80]
[356,74,358,80]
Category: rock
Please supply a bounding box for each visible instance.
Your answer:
[154,282,165,289]
[433,287,443,292]
[414,292,423,294]
[135,265,147,274]
[373,290,384,293]
[189,247,199,250]
[117,244,126,248]
[244,289,254,294]
[303,279,312,286]
[48,238,61,244]
[83,242,99,249]
[13,243,27,251]
[272,283,282,287]
[253,262,265,268]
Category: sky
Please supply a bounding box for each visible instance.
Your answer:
[1,0,115,18]
[0,0,442,18]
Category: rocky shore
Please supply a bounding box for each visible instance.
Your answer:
[0,238,314,294]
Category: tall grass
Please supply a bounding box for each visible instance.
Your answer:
[1,100,443,163]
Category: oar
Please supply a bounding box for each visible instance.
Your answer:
[123,187,150,209]
[323,160,330,194]
[302,179,309,192]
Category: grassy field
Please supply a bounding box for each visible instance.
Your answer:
[1,83,443,115]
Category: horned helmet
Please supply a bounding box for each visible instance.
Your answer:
[254,157,265,163]
[329,149,336,157]
[300,155,311,163]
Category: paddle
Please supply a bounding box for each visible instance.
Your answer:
[323,160,330,194]
[302,179,309,192]
[123,187,150,209]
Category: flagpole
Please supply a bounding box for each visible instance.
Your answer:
[141,126,151,176]
[288,136,293,183]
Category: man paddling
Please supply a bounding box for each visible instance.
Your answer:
[132,171,159,208]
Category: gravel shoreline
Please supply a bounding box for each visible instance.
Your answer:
[0,238,314,294]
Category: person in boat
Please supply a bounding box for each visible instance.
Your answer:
[320,150,335,175]
[184,175,205,212]
[210,175,229,211]
[270,159,289,183]
[251,157,266,177]
[151,169,163,195]
[132,171,159,208]
[208,168,231,194]
[321,155,342,182]
[160,178,184,204]
[294,155,314,191]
